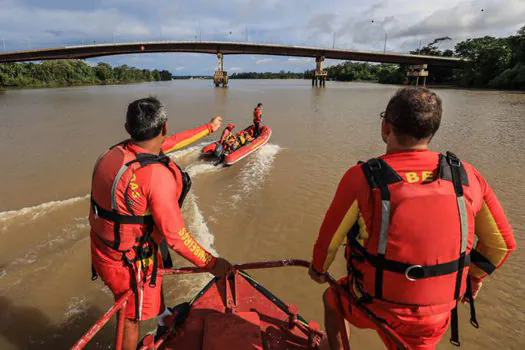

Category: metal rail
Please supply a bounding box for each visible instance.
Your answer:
[71,259,408,350]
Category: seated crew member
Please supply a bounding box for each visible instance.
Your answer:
[309,87,516,350]
[223,134,240,152]
[89,97,232,350]
[220,123,236,143]
[253,103,263,137]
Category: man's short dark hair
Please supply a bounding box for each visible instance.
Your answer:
[257,103,262,107]
[385,87,442,141]
[126,97,167,141]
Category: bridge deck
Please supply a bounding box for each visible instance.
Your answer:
[0,41,465,68]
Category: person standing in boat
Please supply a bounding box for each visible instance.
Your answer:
[253,102,263,137]
[89,97,232,350]
[309,87,516,350]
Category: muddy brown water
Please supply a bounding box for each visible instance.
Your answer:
[0,80,523,349]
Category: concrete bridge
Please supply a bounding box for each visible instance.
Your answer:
[0,41,465,87]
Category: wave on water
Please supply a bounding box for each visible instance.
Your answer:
[167,142,210,164]
[0,195,89,231]
[228,144,281,205]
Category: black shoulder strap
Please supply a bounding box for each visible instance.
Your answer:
[131,153,171,168]
[442,151,477,347]
[360,158,402,299]
[361,158,403,191]
[438,152,469,187]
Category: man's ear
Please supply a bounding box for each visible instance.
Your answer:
[162,123,167,136]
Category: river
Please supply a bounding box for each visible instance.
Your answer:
[0,80,523,349]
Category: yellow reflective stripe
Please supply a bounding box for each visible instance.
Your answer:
[356,211,369,246]
[470,201,508,279]
[164,129,210,153]
[323,200,360,271]
[137,256,154,269]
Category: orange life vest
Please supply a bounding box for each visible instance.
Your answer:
[90,141,191,277]
[346,152,479,345]
[347,152,474,305]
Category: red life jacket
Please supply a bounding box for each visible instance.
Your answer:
[347,152,475,306]
[253,108,262,123]
[347,152,481,345]
[90,141,191,273]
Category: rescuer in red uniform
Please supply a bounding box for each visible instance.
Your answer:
[309,87,516,350]
[89,97,232,349]
[219,123,236,143]
[253,103,263,137]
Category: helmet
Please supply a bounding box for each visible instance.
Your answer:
[227,123,235,130]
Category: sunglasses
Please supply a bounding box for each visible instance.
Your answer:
[380,112,395,126]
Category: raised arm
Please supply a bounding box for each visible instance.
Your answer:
[162,116,223,153]
[162,123,213,153]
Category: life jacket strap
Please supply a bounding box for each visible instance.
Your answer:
[360,158,402,298]
[91,199,154,225]
[91,264,98,281]
[122,254,141,321]
[347,233,472,280]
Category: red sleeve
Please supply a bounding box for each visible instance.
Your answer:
[162,123,213,153]
[141,165,216,268]
[312,166,365,272]
[469,166,516,281]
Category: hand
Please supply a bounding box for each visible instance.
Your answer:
[210,257,232,277]
[209,116,223,133]
[308,264,327,284]
[462,275,482,303]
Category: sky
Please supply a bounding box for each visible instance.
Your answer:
[0,0,524,75]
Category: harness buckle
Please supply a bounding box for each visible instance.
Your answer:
[93,204,99,219]
[405,264,424,281]
[447,153,461,167]
[368,159,382,171]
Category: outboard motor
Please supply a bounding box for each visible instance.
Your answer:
[213,143,225,165]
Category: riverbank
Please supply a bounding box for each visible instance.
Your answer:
[0,60,173,89]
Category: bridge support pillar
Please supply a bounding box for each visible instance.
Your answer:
[406,64,428,86]
[213,52,228,87]
[312,56,327,87]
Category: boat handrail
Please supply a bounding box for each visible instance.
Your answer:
[71,259,407,350]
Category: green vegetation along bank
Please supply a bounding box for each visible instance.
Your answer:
[305,26,525,90]
[0,60,173,88]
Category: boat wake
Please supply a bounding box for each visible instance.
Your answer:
[0,195,89,232]
[229,144,281,207]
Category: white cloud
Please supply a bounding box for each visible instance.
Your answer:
[287,57,310,64]
[228,66,243,72]
[0,0,523,73]
[255,58,274,64]
[175,66,185,71]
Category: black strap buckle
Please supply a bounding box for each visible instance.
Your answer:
[447,152,461,167]
[368,158,382,171]
[405,264,424,281]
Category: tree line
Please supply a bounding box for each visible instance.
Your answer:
[0,60,173,88]
[231,71,305,79]
[303,26,525,90]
